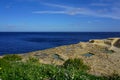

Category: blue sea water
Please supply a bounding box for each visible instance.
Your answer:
[0,32,120,55]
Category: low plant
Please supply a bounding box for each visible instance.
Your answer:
[27,57,39,63]
[3,54,22,61]
[0,55,118,80]
[102,73,120,80]
[63,58,90,71]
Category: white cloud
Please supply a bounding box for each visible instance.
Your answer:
[5,5,11,9]
[90,3,110,6]
[33,11,66,14]
[43,3,73,9]
[33,3,120,20]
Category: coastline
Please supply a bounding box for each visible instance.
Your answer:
[1,37,120,76]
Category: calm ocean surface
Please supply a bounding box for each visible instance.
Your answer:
[0,32,120,55]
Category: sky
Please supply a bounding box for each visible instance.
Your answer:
[0,0,120,32]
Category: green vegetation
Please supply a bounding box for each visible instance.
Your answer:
[103,73,120,80]
[63,58,90,71]
[2,54,22,61]
[0,54,120,80]
[27,57,39,63]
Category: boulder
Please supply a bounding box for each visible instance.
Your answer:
[89,39,111,45]
[111,38,120,48]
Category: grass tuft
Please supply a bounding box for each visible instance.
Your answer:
[63,58,90,71]
[3,54,22,61]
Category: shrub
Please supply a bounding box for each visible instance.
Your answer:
[0,58,10,68]
[1,57,117,80]
[63,58,90,71]
[27,57,39,63]
[103,73,120,80]
[2,54,22,61]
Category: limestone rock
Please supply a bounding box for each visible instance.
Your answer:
[18,37,120,76]
[89,39,111,46]
[111,38,120,48]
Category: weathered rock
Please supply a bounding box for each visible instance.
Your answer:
[111,38,120,48]
[19,37,120,76]
[89,39,111,45]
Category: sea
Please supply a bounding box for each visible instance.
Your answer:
[0,32,120,55]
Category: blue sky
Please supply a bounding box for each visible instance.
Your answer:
[0,0,120,32]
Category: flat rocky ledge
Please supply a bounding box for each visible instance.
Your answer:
[2,38,120,76]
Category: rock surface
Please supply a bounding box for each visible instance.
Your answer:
[3,38,120,76]
[111,38,120,48]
